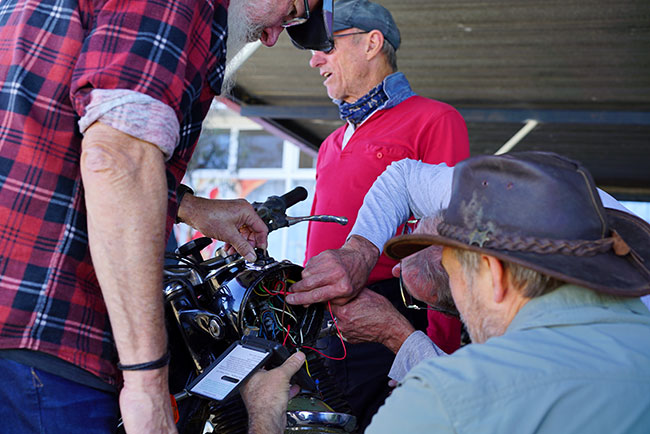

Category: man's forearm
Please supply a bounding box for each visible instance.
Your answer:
[81,122,176,432]
[248,414,284,434]
[342,235,381,287]
[81,122,168,364]
[381,317,416,354]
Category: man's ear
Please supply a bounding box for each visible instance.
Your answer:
[484,255,507,303]
[365,30,384,59]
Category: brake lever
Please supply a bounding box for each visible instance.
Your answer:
[256,213,348,232]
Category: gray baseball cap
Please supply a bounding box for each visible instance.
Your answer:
[332,0,401,50]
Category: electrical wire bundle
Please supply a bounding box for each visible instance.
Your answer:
[250,273,347,363]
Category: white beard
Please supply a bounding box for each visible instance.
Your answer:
[222,0,266,94]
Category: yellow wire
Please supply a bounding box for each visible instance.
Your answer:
[304,358,312,378]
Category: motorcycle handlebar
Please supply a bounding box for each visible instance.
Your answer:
[253,186,308,232]
[279,186,308,209]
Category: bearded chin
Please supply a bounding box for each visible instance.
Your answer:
[459,287,506,344]
[222,0,264,95]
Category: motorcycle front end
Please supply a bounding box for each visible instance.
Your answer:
[160,187,356,434]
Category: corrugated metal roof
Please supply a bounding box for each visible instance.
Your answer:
[227,0,650,200]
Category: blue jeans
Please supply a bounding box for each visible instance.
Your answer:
[0,358,119,434]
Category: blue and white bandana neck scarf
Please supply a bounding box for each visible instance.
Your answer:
[338,82,389,126]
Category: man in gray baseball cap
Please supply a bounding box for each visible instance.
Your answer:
[287,0,401,52]
[287,0,470,429]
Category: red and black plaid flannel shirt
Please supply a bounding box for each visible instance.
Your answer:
[0,0,228,386]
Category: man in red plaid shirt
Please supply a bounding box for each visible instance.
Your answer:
[0,0,319,432]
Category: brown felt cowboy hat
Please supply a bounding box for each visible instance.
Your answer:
[385,152,650,297]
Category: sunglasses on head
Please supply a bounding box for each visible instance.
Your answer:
[282,0,311,27]
[286,0,335,53]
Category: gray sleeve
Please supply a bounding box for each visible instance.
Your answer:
[349,159,454,251]
[388,330,447,382]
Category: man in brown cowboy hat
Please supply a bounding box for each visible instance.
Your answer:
[240,151,650,433]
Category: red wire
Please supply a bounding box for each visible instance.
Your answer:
[302,301,347,361]
[266,280,346,360]
[283,324,291,346]
[261,282,274,295]
[261,281,288,296]
[274,280,286,294]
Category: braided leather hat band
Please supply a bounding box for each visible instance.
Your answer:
[437,222,626,258]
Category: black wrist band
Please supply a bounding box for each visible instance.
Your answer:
[176,184,194,224]
[117,350,171,371]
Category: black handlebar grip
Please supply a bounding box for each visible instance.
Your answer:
[280,186,308,209]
